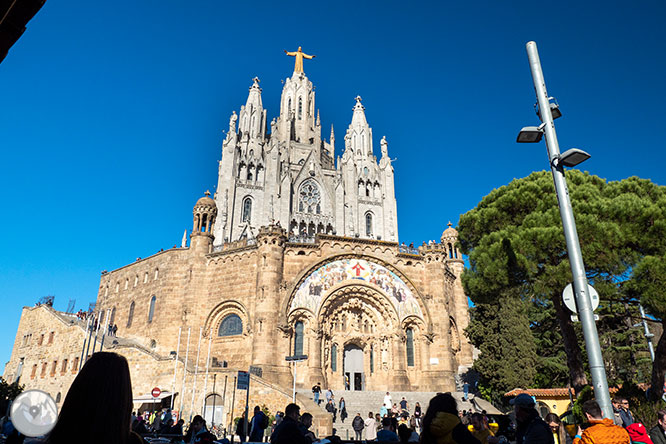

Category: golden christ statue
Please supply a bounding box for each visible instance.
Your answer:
[284,46,316,73]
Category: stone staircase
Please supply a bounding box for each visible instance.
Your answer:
[298,390,494,440]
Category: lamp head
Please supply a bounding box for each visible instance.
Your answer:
[558,148,591,167]
[517,126,544,143]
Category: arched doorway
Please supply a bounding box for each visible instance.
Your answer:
[344,344,364,391]
[204,394,223,427]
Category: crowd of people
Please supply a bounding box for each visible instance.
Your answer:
[2,351,665,444]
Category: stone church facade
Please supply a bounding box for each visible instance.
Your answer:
[3,57,473,424]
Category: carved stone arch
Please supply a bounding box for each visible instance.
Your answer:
[204,300,251,337]
[449,316,461,354]
[280,253,433,330]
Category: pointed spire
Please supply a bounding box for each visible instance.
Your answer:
[351,95,368,127]
[181,229,187,248]
[316,109,321,126]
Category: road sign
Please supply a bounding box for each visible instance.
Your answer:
[151,387,161,398]
[249,366,263,378]
[237,371,250,390]
[562,282,599,314]
[285,354,308,362]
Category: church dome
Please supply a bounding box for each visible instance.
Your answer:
[195,191,216,210]
[441,222,458,242]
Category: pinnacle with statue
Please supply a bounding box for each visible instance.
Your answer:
[284,46,316,73]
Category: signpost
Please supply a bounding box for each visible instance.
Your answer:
[285,355,308,402]
[151,387,161,418]
[563,282,600,322]
[237,371,250,438]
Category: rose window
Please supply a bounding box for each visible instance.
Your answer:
[299,181,321,214]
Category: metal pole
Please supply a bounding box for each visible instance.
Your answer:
[171,327,182,410]
[211,373,217,427]
[99,309,111,352]
[221,375,228,431]
[91,310,102,353]
[244,375,250,439]
[202,329,213,415]
[292,361,297,402]
[179,327,191,416]
[229,377,237,440]
[83,313,95,365]
[525,40,613,419]
[78,315,91,370]
[638,304,656,362]
[190,327,203,420]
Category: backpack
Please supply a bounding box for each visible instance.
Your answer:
[261,413,269,429]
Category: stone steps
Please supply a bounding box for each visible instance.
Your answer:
[299,391,482,440]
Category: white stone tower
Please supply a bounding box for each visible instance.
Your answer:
[213,52,399,245]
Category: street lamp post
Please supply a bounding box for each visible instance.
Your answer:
[519,41,613,419]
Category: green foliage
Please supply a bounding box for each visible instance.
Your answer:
[466,293,538,403]
[458,171,666,396]
[572,386,594,424]
[0,377,24,415]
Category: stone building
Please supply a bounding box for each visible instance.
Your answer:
[3,54,473,428]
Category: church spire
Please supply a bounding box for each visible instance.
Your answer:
[239,77,265,139]
[346,96,372,158]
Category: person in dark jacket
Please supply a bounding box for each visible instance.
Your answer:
[236,411,248,443]
[271,403,307,444]
[512,394,554,444]
[326,399,337,423]
[249,406,268,442]
[298,412,317,444]
[420,392,481,444]
[352,413,365,440]
[183,415,216,444]
[649,410,666,444]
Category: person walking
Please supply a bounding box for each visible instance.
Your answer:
[339,397,348,423]
[649,410,666,444]
[352,413,365,440]
[236,411,248,443]
[312,383,322,405]
[249,405,268,443]
[270,403,307,444]
[512,394,553,444]
[400,397,409,416]
[573,399,630,444]
[414,402,422,432]
[384,392,393,411]
[419,392,480,444]
[326,399,337,423]
[365,412,378,441]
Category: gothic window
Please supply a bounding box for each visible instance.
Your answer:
[110,307,116,324]
[298,181,321,214]
[134,275,138,287]
[366,182,370,197]
[363,167,368,177]
[242,197,252,222]
[127,301,135,328]
[331,344,337,372]
[218,314,243,336]
[154,268,159,280]
[144,272,149,283]
[61,359,68,373]
[406,328,415,367]
[365,213,373,237]
[124,279,128,290]
[55,392,61,403]
[31,364,37,379]
[294,321,304,355]
[370,345,374,373]
[148,296,156,323]
[288,98,292,114]
[298,97,303,120]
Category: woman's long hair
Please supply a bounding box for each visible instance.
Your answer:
[420,393,458,444]
[47,352,133,444]
[545,413,568,444]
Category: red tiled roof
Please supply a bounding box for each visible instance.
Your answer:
[504,387,622,398]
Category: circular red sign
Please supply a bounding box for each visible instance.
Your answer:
[151,387,161,398]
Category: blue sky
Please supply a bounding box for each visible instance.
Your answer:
[1,0,665,367]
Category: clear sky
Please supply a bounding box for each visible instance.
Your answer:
[1,0,665,367]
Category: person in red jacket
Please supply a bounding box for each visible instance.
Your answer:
[573,400,630,444]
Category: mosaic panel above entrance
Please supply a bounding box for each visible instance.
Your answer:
[290,258,423,320]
